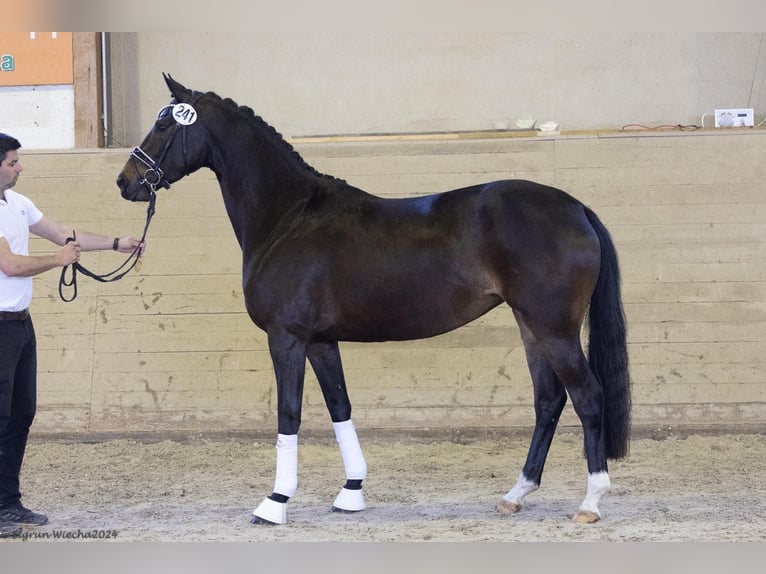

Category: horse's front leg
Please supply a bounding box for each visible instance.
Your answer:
[251,328,307,525]
[307,341,367,513]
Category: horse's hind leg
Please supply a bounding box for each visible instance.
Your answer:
[527,323,610,522]
[307,340,367,513]
[505,305,611,523]
[498,313,567,514]
[564,351,611,524]
[543,338,610,523]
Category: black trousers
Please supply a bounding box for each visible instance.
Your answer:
[0,316,37,508]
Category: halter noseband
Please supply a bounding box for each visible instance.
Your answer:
[129,144,170,192]
[128,109,181,193]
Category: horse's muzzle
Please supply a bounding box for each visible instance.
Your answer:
[117,174,154,202]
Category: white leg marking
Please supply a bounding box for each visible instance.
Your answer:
[576,471,611,519]
[499,473,539,512]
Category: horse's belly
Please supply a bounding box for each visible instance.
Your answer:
[325,290,503,343]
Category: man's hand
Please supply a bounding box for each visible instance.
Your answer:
[56,241,81,266]
[115,237,146,255]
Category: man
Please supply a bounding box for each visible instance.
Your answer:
[0,132,144,532]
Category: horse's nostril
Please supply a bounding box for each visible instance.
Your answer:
[117,175,136,199]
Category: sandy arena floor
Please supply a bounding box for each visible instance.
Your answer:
[2,431,764,542]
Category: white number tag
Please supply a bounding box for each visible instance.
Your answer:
[172,103,197,125]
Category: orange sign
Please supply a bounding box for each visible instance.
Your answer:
[0,32,73,86]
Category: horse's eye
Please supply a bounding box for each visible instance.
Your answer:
[154,118,173,132]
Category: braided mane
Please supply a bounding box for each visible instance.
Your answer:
[202,90,344,184]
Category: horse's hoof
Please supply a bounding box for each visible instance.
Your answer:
[332,487,365,512]
[251,497,287,525]
[250,515,278,525]
[572,510,601,524]
[497,499,522,514]
[331,506,362,514]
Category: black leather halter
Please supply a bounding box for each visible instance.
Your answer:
[128,92,203,192]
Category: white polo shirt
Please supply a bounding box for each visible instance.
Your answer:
[0,189,44,311]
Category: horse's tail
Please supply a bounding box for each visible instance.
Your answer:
[584,207,631,459]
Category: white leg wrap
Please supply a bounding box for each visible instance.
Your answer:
[273,433,298,497]
[502,473,539,508]
[577,471,611,517]
[333,420,367,480]
[332,420,367,512]
[252,434,298,525]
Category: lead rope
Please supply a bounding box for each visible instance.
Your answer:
[58,190,157,302]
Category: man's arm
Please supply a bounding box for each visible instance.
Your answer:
[30,215,145,253]
[0,236,79,277]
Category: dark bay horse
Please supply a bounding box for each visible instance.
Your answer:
[117,74,630,525]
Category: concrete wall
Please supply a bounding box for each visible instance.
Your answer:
[0,85,74,149]
[5,33,765,151]
[21,128,766,439]
[108,33,766,147]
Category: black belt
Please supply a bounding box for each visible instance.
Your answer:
[0,309,29,320]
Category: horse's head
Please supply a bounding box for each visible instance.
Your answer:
[117,74,207,202]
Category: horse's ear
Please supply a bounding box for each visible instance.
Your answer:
[163,73,189,99]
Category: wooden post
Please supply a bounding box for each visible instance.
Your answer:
[73,32,103,148]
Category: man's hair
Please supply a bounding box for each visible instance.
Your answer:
[0,133,21,164]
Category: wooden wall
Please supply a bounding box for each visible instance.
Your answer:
[22,129,766,439]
